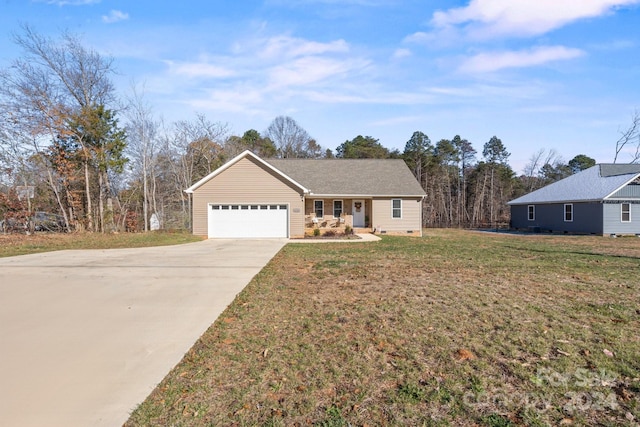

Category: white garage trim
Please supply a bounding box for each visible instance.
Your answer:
[208,203,289,238]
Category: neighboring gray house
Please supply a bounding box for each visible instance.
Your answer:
[185,150,426,238]
[508,164,640,235]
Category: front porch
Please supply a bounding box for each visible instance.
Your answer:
[304,198,371,236]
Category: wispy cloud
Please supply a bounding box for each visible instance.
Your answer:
[102,9,129,23]
[188,88,267,115]
[430,0,640,39]
[392,48,412,59]
[458,46,585,73]
[145,32,371,116]
[268,56,370,88]
[267,0,395,6]
[37,0,100,5]
[166,60,234,78]
[304,90,436,105]
[257,35,349,60]
[589,39,637,51]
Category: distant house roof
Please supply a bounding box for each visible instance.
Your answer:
[509,164,640,205]
[266,158,426,197]
[599,164,640,177]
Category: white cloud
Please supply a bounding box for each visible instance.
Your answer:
[102,9,129,24]
[431,0,640,39]
[459,46,585,73]
[403,32,431,44]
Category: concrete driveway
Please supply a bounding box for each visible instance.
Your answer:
[0,238,287,427]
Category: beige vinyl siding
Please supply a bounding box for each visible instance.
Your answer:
[371,197,422,235]
[191,156,305,238]
[305,198,348,219]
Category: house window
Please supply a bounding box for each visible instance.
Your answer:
[564,204,573,222]
[314,200,324,218]
[528,205,535,221]
[392,199,402,219]
[622,203,631,222]
[333,200,343,218]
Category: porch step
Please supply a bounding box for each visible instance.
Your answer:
[353,227,373,233]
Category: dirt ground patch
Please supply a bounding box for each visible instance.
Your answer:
[126,229,640,426]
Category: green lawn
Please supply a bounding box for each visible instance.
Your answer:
[118,229,636,425]
[0,231,203,258]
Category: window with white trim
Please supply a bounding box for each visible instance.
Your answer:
[528,205,535,221]
[621,203,631,222]
[314,200,324,218]
[564,204,573,222]
[392,199,402,219]
[333,200,343,218]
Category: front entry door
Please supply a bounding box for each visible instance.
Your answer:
[352,200,365,227]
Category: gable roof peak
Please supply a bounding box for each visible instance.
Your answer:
[185,150,309,194]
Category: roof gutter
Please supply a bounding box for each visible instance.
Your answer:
[308,193,426,198]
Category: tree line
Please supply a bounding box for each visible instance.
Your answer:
[0,27,631,232]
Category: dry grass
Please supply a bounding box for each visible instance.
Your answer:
[0,231,203,258]
[126,230,640,426]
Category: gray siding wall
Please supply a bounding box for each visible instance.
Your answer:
[609,183,640,198]
[603,202,640,234]
[511,202,603,234]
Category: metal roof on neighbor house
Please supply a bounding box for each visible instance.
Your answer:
[599,163,640,177]
[266,158,426,196]
[508,164,640,205]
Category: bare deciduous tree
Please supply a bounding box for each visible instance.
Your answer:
[614,110,640,163]
[164,115,229,230]
[125,84,159,231]
[265,116,319,158]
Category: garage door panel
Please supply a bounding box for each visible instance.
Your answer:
[208,204,288,238]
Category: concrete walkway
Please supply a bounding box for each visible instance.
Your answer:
[0,239,286,427]
[288,233,381,243]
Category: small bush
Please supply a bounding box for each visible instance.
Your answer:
[397,382,426,403]
[318,405,346,427]
[313,228,321,237]
[344,225,353,235]
[482,414,514,427]
[323,230,337,237]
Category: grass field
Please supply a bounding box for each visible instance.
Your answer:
[118,230,636,425]
[0,230,203,258]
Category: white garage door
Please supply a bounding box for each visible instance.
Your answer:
[208,204,288,238]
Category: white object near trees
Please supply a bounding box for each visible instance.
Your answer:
[150,213,160,231]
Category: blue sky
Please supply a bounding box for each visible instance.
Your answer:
[1,0,640,172]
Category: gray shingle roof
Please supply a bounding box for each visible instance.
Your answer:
[508,164,640,205]
[599,163,640,177]
[266,158,426,196]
